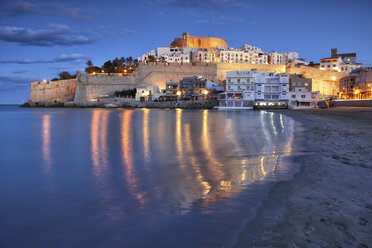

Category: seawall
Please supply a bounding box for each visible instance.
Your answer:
[286,63,347,96]
[26,62,347,106]
[330,99,372,107]
[28,79,76,102]
[135,62,219,89]
[74,71,136,105]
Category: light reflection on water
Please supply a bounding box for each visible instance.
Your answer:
[42,114,51,171]
[0,107,297,248]
[87,109,294,217]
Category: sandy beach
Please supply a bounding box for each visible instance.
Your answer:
[234,107,372,248]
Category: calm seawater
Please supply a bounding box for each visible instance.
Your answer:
[0,106,297,248]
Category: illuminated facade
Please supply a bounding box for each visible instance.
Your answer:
[320,48,362,73]
[193,49,219,63]
[135,86,161,101]
[220,71,289,109]
[170,32,228,50]
[219,47,269,64]
[339,67,372,99]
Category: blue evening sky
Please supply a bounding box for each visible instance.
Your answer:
[0,0,371,104]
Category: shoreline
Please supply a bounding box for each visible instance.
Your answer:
[233,107,372,247]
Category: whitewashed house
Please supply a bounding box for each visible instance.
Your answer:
[288,88,320,109]
[217,70,289,110]
[136,86,161,101]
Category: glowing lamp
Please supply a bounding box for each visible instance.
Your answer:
[176,91,181,96]
[332,76,336,81]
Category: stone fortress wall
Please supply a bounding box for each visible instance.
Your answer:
[27,62,347,104]
[135,63,218,89]
[28,79,76,102]
[215,63,286,82]
[74,71,136,104]
[286,63,347,96]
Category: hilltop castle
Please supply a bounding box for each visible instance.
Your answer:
[170,32,227,50]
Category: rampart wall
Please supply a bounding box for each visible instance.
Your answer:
[136,63,218,89]
[28,79,76,102]
[26,62,348,105]
[74,71,136,104]
[216,63,286,82]
[286,63,347,96]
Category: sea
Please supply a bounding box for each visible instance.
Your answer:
[0,105,298,248]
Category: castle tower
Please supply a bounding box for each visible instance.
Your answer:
[182,32,190,40]
[331,48,338,58]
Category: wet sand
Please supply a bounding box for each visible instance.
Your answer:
[234,107,372,248]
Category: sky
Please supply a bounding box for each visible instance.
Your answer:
[0,0,371,104]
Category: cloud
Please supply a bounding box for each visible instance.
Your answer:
[121,28,138,35]
[0,53,89,64]
[0,1,92,20]
[13,70,28,74]
[2,1,37,17]
[158,0,253,10]
[0,24,99,46]
[0,75,35,90]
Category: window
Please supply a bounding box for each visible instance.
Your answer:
[237,79,240,83]
[272,86,279,91]
[292,95,296,99]
[301,95,306,98]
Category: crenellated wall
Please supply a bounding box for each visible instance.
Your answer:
[74,71,136,104]
[28,79,76,102]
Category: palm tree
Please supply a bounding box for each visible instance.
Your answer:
[86,60,93,68]
[126,56,133,66]
[85,60,93,73]
[59,71,75,80]
[102,60,114,74]
[148,55,156,63]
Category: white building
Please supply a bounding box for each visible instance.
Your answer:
[138,46,197,64]
[219,47,268,64]
[193,49,219,62]
[218,70,289,109]
[320,57,361,73]
[288,88,320,109]
[135,86,161,101]
[269,52,285,64]
[139,43,302,66]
